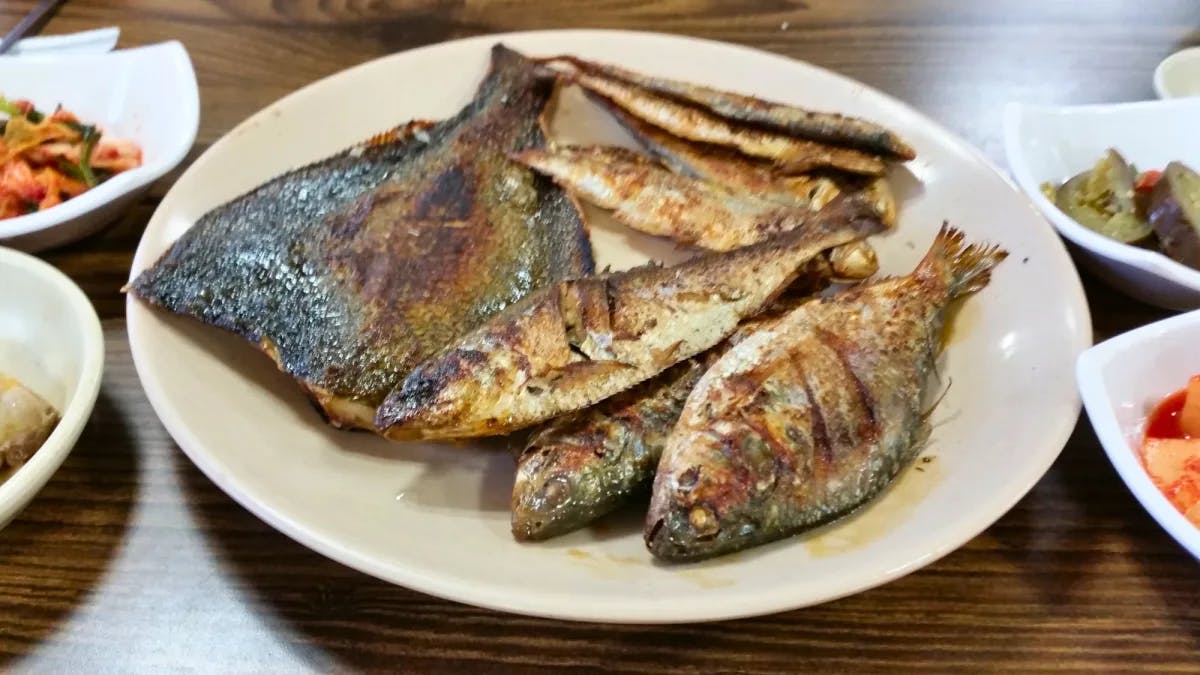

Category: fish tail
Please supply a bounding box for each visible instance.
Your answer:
[918,224,1008,299]
[796,193,888,244]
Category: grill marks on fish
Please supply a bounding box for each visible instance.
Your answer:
[128,45,593,430]
[644,226,1007,561]
[508,272,830,542]
[542,55,916,161]
[375,209,885,440]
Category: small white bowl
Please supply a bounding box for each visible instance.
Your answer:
[0,41,199,252]
[1154,47,1200,99]
[1004,98,1200,310]
[0,247,103,528]
[1077,309,1200,559]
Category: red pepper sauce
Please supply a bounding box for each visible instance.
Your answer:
[1145,389,1189,440]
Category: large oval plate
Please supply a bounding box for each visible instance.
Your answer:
[127,31,1090,623]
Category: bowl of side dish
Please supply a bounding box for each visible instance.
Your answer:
[0,41,198,252]
[1077,309,1200,559]
[0,246,103,528]
[1154,47,1200,99]
[1004,97,1200,310]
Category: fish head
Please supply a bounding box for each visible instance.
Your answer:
[644,437,769,562]
[511,428,628,540]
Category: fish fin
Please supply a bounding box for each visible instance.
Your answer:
[918,223,1009,299]
[920,376,952,421]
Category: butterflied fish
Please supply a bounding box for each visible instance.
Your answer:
[375,204,885,440]
[511,260,832,541]
[645,226,1008,562]
[552,66,886,176]
[128,45,593,431]
[515,146,880,278]
[544,55,916,161]
[605,102,897,227]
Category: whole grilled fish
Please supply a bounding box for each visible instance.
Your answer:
[128,45,593,431]
[374,203,885,440]
[606,102,897,227]
[516,146,881,280]
[544,55,916,161]
[552,66,886,176]
[511,260,832,541]
[645,226,1008,562]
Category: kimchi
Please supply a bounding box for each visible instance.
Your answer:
[0,96,142,219]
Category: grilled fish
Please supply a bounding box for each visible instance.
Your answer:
[607,103,897,227]
[544,55,916,161]
[374,204,885,440]
[515,146,880,278]
[554,66,886,176]
[511,261,832,541]
[645,226,1008,562]
[128,45,594,431]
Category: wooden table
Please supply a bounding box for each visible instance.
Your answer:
[2,1,1198,671]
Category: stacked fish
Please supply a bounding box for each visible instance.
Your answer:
[128,45,1006,563]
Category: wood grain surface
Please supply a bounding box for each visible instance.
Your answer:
[1,0,1198,672]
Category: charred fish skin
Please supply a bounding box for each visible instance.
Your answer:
[543,55,916,161]
[516,145,852,252]
[512,356,708,541]
[129,45,593,430]
[551,65,886,176]
[516,145,882,279]
[604,100,898,229]
[645,226,1008,562]
[508,279,830,543]
[374,203,886,441]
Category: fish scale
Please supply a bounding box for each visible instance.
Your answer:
[129,45,594,431]
[646,226,1007,562]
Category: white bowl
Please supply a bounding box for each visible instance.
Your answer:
[0,247,103,527]
[0,42,199,252]
[1155,47,1200,99]
[1004,98,1200,310]
[1077,309,1200,559]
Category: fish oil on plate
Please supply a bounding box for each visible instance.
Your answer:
[127,31,1090,623]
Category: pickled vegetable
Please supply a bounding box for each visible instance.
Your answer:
[1147,161,1200,270]
[1052,149,1152,244]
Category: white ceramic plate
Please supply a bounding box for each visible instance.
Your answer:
[1155,47,1200,99]
[1077,310,1200,559]
[127,31,1091,623]
[0,42,198,252]
[0,247,103,528]
[1005,98,1200,310]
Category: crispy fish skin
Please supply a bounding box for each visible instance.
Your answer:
[516,146,881,259]
[545,55,916,161]
[375,205,885,440]
[513,356,709,541]
[645,226,1008,562]
[128,45,593,430]
[511,261,831,541]
[607,102,898,227]
[559,68,886,176]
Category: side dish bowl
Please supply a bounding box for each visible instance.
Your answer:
[1076,309,1200,559]
[1004,98,1200,310]
[0,41,199,252]
[0,247,103,528]
[1154,47,1200,99]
